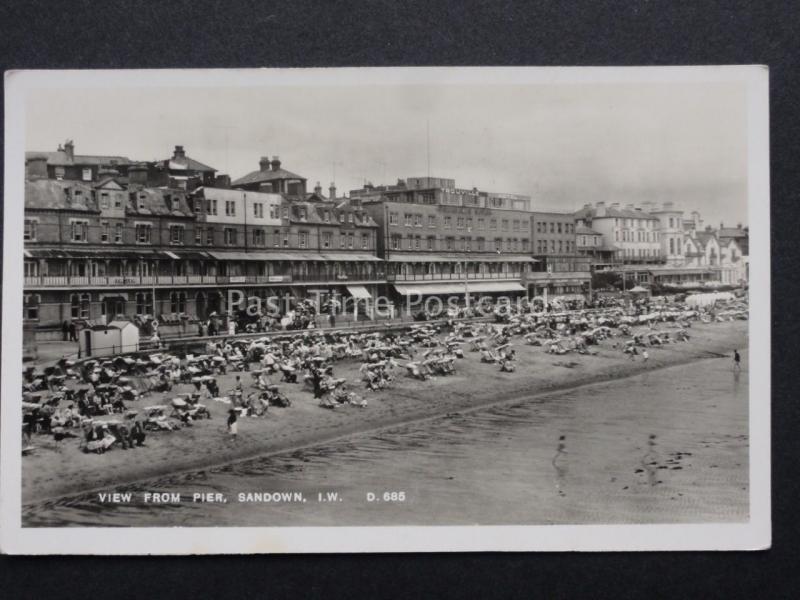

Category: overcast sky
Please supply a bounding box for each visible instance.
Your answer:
[25,79,749,227]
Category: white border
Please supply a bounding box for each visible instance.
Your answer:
[1,66,770,554]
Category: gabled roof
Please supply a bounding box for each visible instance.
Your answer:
[232,167,307,187]
[127,187,194,217]
[694,231,717,249]
[26,150,132,167]
[25,179,98,212]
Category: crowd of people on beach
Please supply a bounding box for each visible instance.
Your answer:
[21,291,748,455]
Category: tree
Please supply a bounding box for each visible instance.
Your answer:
[592,270,622,290]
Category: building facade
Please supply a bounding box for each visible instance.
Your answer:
[356,177,536,303]
[23,148,382,339]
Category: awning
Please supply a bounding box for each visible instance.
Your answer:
[163,250,180,259]
[207,250,329,262]
[25,248,163,260]
[386,253,537,263]
[99,292,130,301]
[168,250,212,260]
[393,281,526,296]
[320,252,382,262]
[347,285,372,299]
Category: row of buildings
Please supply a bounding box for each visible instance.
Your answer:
[22,141,748,340]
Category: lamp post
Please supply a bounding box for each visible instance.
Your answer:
[463,226,471,311]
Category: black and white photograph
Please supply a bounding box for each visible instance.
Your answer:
[0,66,770,553]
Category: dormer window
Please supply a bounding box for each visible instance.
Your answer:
[138,194,146,210]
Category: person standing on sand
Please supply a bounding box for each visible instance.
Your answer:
[733,349,741,372]
[642,349,649,363]
[227,409,238,439]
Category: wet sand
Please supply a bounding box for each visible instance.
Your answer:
[21,320,748,505]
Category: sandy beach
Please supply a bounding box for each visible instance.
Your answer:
[21,320,748,504]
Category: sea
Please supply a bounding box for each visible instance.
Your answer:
[24,353,749,527]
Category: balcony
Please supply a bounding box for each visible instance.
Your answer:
[387,271,522,282]
[23,271,384,289]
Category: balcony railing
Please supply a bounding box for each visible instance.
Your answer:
[387,271,522,282]
[23,271,384,288]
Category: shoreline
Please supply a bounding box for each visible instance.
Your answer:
[22,320,748,505]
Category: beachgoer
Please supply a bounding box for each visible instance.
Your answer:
[227,409,238,438]
[62,320,70,341]
[734,350,741,372]
[642,350,649,362]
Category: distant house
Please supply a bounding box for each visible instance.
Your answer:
[25,140,132,183]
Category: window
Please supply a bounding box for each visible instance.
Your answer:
[446,237,454,251]
[273,229,280,247]
[339,213,345,223]
[195,226,203,245]
[298,207,307,220]
[322,232,332,248]
[558,240,563,253]
[404,214,412,227]
[361,234,369,249]
[299,231,308,248]
[100,221,110,243]
[512,220,519,231]
[135,292,153,315]
[99,192,110,209]
[253,202,263,218]
[71,220,89,242]
[323,211,330,223]
[253,229,266,246]
[443,216,452,228]
[494,237,502,251]
[477,218,485,230]
[225,200,236,216]
[391,235,401,250]
[428,215,437,228]
[522,239,529,252]
[347,213,353,224]
[414,237,421,250]
[427,236,435,250]
[269,205,279,219]
[466,218,473,230]
[340,233,346,249]
[24,294,40,320]
[282,231,289,247]
[82,167,92,181]
[224,227,237,246]
[490,219,497,230]
[457,217,464,229]
[282,207,289,219]
[389,212,398,225]
[135,223,152,244]
[669,238,675,255]
[550,240,556,252]
[348,233,354,249]
[476,237,485,251]
[557,223,562,234]
[169,224,185,245]
[414,214,422,227]
[465,237,471,251]
[24,219,37,241]
[206,227,214,245]
[501,219,509,231]
[71,293,91,319]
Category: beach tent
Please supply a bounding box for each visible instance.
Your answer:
[685,292,735,308]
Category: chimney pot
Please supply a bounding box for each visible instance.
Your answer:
[64,140,75,162]
[173,145,186,159]
[259,156,271,172]
[329,183,337,199]
[270,156,281,171]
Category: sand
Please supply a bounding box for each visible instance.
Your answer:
[21,320,748,504]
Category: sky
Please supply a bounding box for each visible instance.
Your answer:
[25,79,749,227]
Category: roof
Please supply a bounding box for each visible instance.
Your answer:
[575,224,601,235]
[718,227,748,239]
[161,156,216,173]
[694,231,717,249]
[25,179,98,212]
[574,205,658,220]
[26,150,132,167]
[232,167,307,187]
[127,188,194,217]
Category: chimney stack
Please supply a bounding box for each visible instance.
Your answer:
[215,174,231,189]
[64,140,75,162]
[270,155,281,171]
[173,145,186,160]
[329,182,337,199]
[595,201,606,217]
[259,156,271,172]
[314,181,323,195]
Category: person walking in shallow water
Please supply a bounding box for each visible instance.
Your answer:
[733,349,741,372]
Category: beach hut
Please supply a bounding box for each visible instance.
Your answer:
[628,285,651,298]
[78,321,140,357]
[108,320,140,353]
